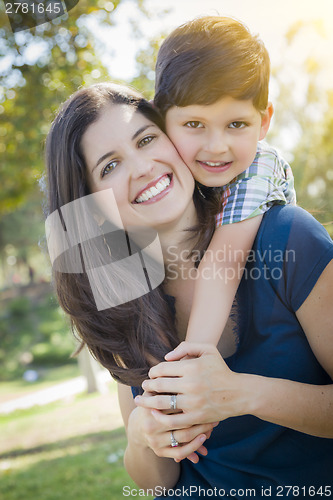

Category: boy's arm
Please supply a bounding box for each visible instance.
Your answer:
[186,215,263,345]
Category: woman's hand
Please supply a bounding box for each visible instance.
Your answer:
[131,391,218,463]
[135,342,248,429]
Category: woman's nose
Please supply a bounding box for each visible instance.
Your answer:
[129,155,155,179]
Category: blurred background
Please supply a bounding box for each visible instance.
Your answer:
[0,0,332,498]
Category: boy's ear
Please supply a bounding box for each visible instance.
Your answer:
[259,102,274,140]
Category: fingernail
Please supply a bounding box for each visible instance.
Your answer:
[199,435,206,443]
[134,396,141,403]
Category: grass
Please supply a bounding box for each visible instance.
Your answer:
[0,387,154,500]
[0,429,135,500]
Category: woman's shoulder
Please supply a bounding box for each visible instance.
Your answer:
[258,205,333,250]
[251,205,333,313]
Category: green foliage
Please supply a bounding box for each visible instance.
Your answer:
[0,289,75,380]
[0,195,45,261]
[130,32,168,99]
[0,0,125,213]
[292,88,333,233]
[268,21,333,235]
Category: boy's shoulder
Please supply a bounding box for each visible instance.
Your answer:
[256,141,283,160]
[254,141,291,174]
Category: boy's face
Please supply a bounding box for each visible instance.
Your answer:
[165,96,273,187]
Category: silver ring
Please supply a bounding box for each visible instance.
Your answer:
[170,431,179,447]
[170,394,177,410]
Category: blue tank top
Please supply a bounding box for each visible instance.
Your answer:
[132,206,333,499]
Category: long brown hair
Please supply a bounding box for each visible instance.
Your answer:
[45,83,215,386]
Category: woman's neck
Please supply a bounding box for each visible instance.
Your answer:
[157,199,198,269]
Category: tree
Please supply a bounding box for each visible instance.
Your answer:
[267,20,333,234]
[0,0,135,214]
[130,32,168,99]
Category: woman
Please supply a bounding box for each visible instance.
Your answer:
[46,83,333,498]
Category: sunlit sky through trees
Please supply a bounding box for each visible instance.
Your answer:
[92,0,333,84]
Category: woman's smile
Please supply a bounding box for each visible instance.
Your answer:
[82,103,195,230]
[133,173,172,204]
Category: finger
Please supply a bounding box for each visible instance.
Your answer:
[147,358,201,381]
[141,390,155,398]
[135,393,184,411]
[197,444,208,455]
[142,376,183,394]
[164,341,213,362]
[148,361,187,380]
[167,434,207,462]
[171,423,218,447]
[175,452,199,464]
[151,409,221,429]
[174,444,209,464]
[151,408,201,429]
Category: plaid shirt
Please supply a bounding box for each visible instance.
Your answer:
[215,143,296,227]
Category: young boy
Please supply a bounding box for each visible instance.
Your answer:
[154,16,296,347]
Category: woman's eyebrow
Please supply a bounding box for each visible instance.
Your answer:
[131,124,155,140]
[92,150,116,173]
[92,125,156,173]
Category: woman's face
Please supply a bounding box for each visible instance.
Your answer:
[82,103,195,230]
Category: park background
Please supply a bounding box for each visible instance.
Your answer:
[0,0,333,498]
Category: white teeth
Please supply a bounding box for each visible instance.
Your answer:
[204,161,227,167]
[135,175,171,203]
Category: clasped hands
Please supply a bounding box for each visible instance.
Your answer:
[134,342,244,463]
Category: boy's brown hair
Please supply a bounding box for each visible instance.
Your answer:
[154,16,270,116]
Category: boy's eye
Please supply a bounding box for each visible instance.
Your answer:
[138,135,156,148]
[184,121,203,129]
[101,160,118,178]
[229,121,247,129]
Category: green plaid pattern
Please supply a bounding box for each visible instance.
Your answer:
[215,143,296,227]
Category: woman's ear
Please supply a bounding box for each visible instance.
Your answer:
[259,102,274,141]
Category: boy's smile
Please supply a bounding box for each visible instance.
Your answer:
[165,96,273,187]
[197,160,233,174]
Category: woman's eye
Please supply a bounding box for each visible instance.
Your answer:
[184,121,203,129]
[229,121,247,129]
[101,160,118,178]
[138,135,155,148]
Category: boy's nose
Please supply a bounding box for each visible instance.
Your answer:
[204,131,228,155]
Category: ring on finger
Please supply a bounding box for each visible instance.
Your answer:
[170,394,177,411]
[170,431,179,447]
